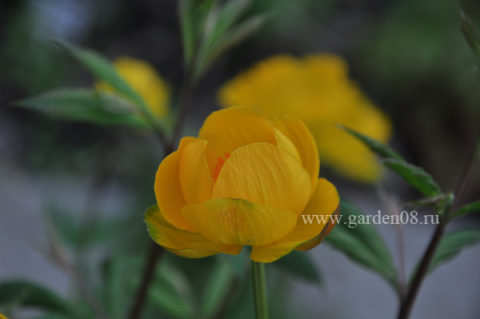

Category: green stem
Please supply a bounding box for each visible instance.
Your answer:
[251,261,269,319]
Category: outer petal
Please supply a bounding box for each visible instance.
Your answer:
[165,248,219,258]
[145,206,241,256]
[250,178,339,263]
[212,142,311,214]
[271,116,320,188]
[154,137,194,231]
[178,138,213,204]
[181,198,297,246]
[198,107,277,170]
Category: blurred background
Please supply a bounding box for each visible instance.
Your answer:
[1,0,480,318]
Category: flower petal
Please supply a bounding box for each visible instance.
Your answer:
[212,142,311,214]
[271,116,320,188]
[145,206,241,255]
[250,178,339,262]
[182,198,297,246]
[178,138,213,204]
[198,107,277,170]
[154,137,194,231]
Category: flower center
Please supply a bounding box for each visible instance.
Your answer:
[213,152,231,181]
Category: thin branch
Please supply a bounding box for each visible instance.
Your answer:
[396,133,479,319]
[127,244,163,319]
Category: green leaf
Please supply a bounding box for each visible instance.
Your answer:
[179,0,195,65]
[195,15,264,78]
[102,256,140,319]
[54,42,151,117]
[275,251,322,284]
[0,281,72,315]
[460,8,480,69]
[340,125,405,161]
[179,0,216,65]
[428,229,480,274]
[200,257,235,318]
[382,159,441,197]
[15,89,147,127]
[325,201,397,288]
[149,263,195,319]
[452,200,480,219]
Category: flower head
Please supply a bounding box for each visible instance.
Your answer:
[145,107,339,263]
[96,57,170,117]
[218,54,392,182]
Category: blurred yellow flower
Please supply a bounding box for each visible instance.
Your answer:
[218,54,392,182]
[146,107,339,263]
[96,57,170,117]
[0,313,7,319]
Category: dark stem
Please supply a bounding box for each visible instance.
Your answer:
[397,133,479,319]
[396,223,445,319]
[127,56,197,319]
[127,244,163,319]
[170,65,195,148]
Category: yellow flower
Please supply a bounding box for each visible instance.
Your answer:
[218,54,392,182]
[96,57,170,117]
[145,107,339,263]
[0,313,7,319]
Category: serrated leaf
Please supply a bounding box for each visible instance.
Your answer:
[341,125,405,161]
[54,42,152,117]
[460,8,480,69]
[428,229,480,274]
[0,281,72,315]
[382,159,441,197]
[452,200,480,219]
[200,257,235,318]
[325,201,397,288]
[15,89,147,127]
[275,251,322,284]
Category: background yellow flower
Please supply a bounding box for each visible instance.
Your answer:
[218,54,392,182]
[96,57,170,118]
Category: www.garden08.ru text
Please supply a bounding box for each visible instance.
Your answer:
[303,211,440,229]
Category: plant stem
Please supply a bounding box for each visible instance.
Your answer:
[127,244,163,319]
[251,261,269,319]
[396,223,445,319]
[397,133,479,319]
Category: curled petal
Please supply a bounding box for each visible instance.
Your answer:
[213,142,311,214]
[145,206,241,256]
[178,138,213,204]
[182,198,297,246]
[199,107,277,171]
[250,178,339,262]
[271,116,320,188]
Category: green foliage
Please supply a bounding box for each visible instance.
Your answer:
[179,0,264,79]
[199,257,235,318]
[460,8,480,70]
[452,200,480,219]
[427,229,480,275]
[15,89,146,127]
[274,251,322,284]
[149,262,195,319]
[0,281,73,316]
[340,125,405,162]
[54,42,154,120]
[325,201,398,289]
[343,126,442,198]
[382,159,441,197]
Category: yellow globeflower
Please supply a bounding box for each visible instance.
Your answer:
[218,54,392,182]
[146,107,339,263]
[96,57,170,117]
